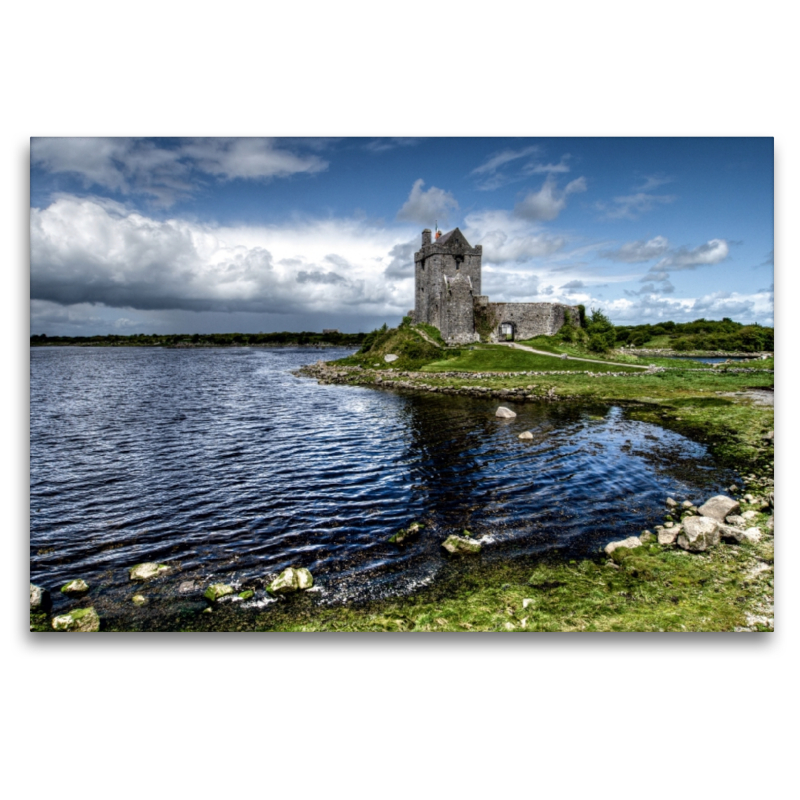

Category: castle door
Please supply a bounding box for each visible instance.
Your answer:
[499,322,515,341]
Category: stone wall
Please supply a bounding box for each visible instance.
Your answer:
[478,302,580,341]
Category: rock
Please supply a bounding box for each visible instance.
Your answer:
[728,484,739,494]
[664,521,674,529]
[560,354,568,360]
[763,430,774,441]
[30,583,49,609]
[666,497,677,508]
[178,581,197,594]
[441,535,482,555]
[268,567,314,594]
[384,354,399,363]
[742,527,763,543]
[60,579,89,595]
[681,500,693,509]
[677,516,720,552]
[604,536,643,556]
[129,562,171,581]
[518,431,534,440]
[744,494,755,503]
[696,495,740,522]
[204,583,234,602]
[522,598,535,609]
[388,521,423,545]
[742,510,759,521]
[238,590,255,601]
[767,492,774,509]
[658,528,680,546]
[52,607,100,632]
[725,515,746,527]
[639,530,655,543]
[132,594,147,606]
[495,406,517,419]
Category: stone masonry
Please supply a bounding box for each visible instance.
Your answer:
[413,228,579,344]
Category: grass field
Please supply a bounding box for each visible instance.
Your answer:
[421,344,639,373]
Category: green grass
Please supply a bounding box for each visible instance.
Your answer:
[421,345,639,373]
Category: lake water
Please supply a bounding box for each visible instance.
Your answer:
[30,346,733,619]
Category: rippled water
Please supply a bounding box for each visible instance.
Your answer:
[31,346,732,618]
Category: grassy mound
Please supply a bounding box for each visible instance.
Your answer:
[333,323,455,371]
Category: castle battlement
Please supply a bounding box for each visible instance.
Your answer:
[413,228,579,344]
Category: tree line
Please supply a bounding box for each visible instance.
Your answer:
[30,331,368,347]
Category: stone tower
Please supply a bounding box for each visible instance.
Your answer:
[413,227,482,344]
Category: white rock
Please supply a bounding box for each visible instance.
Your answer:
[666,497,677,508]
[681,500,693,509]
[268,567,314,594]
[518,431,534,440]
[52,607,100,632]
[742,527,763,543]
[30,583,47,609]
[658,528,679,546]
[129,562,171,581]
[696,495,740,522]
[384,354,399,363]
[604,536,643,556]
[742,510,759,521]
[522,598,535,609]
[725,515,746,527]
[495,406,517,418]
[677,516,720,552]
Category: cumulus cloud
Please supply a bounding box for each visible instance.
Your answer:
[396,179,459,226]
[30,195,413,319]
[383,239,417,279]
[560,280,585,294]
[31,137,328,206]
[595,192,676,221]
[514,176,587,222]
[601,236,670,263]
[656,239,729,270]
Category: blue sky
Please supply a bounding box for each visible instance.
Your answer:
[30,136,773,335]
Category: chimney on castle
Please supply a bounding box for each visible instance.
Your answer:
[422,228,432,246]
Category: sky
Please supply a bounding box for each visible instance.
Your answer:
[30,136,774,335]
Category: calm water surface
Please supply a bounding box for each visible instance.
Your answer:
[31,347,732,616]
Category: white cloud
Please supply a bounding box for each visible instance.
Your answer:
[31,195,414,319]
[595,192,676,220]
[514,176,587,221]
[31,137,328,206]
[601,236,670,263]
[396,179,458,226]
[657,239,729,270]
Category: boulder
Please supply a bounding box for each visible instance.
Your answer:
[384,354,399,363]
[388,521,423,545]
[30,583,49,609]
[725,515,746,528]
[495,406,517,419]
[664,521,674,529]
[52,607,100,632]
[129,563,171,581]
[742,527,763,543]
[60,579,89,595]
[442,535,482,555]
[742,510,759,521]
[681,500,693,509]
[696,495,740,522]
[658,528,680,546]
[666,497,677,508]
[268,567,314,594]
[518,431,534,440]
[677,516,720,552]
[204,583,234,602]
[604,536,642,556]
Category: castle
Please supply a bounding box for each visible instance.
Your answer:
[411,228,580,344]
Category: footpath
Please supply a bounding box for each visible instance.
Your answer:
[497,341,650,370]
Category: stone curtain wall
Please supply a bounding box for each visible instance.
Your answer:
[480,302,580,341]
